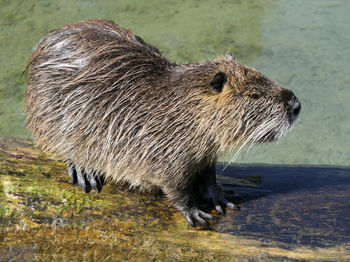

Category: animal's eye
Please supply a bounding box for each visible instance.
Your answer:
[249,93,260,100]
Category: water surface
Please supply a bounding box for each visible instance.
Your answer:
[0,0,349,165]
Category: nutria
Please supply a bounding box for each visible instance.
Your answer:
[25,20,301,226]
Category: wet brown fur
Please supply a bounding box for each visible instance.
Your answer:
[25,20,299,217]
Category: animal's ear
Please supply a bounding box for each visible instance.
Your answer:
[209,72,227,92]
[224,51,235,60]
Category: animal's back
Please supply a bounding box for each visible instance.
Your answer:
[25,20,176,187]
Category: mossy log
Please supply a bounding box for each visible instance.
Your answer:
[0,137,349,261]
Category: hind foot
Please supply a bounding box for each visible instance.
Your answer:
[67,163,105,193]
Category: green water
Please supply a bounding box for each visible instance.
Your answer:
[0,0,349,165]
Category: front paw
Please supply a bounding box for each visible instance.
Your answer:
[205,185,238,214]
[182,207,216,227]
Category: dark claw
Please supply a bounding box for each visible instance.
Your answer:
[76,166,91,193]
[207,185,238,214]
[193,213,207,225]
[215,204,224,215]
[95,175,106,192]
[86,171,105,193]
[86,172,97,192]
[182,208,216,227]
[66,162,106,193]
[185,213,194,227]
[67,163,77,184]
[227,202,237,210]
[197,210,215,220]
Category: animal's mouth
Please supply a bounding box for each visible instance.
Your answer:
[287,95,301,124]
[256,116,297,144]
[288,111,300,125]
[256,131,279,143]
[267,100,301,143]
[239,93,301,145]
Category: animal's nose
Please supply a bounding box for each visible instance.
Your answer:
[288,96,301,116]
[281,89,301,116]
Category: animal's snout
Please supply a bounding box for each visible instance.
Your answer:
[281,89,301,117]
[289,96,301,116]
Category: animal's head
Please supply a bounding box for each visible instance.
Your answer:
[197,52,301,153]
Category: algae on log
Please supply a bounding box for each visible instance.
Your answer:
[0,136,349,261]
